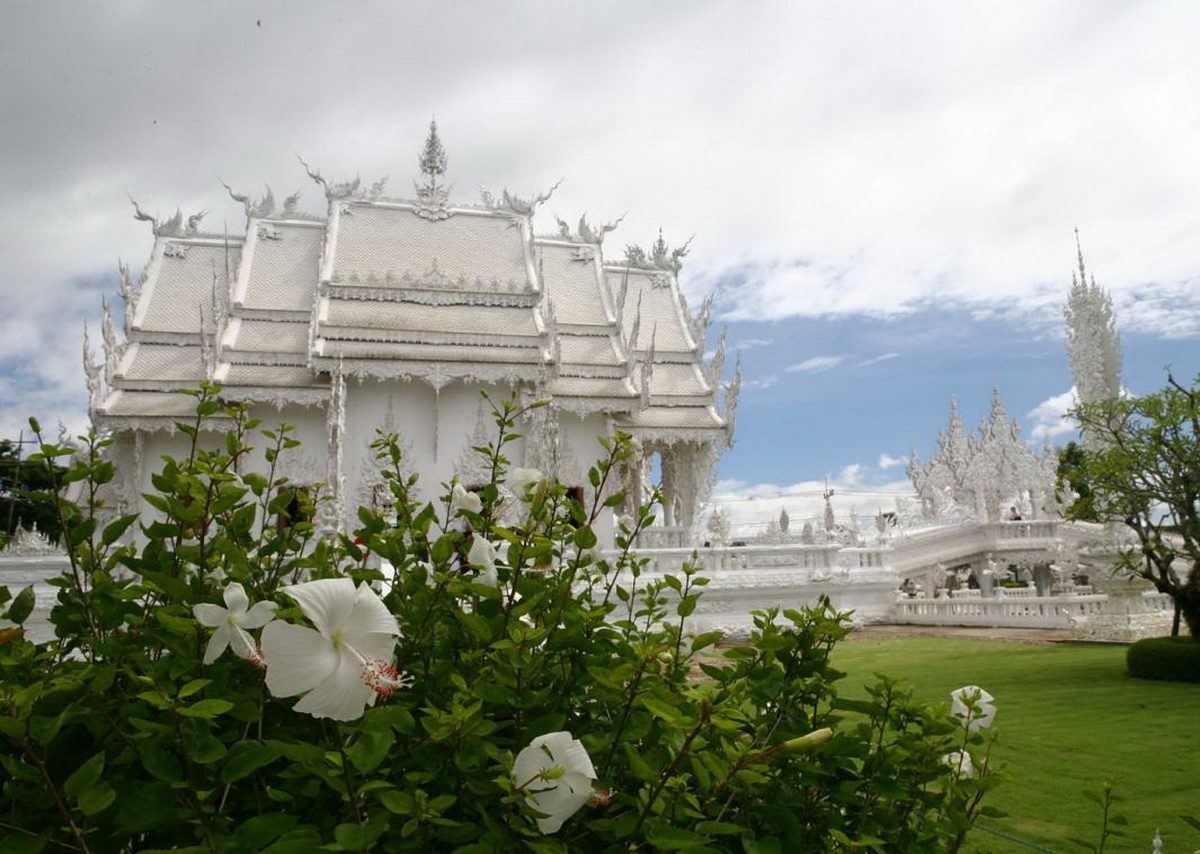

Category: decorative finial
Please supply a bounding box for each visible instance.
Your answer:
[418,118,448,196]
[82,321,101,413]
[298,155,360,201]
[413,120,453,220]
[724,355,741,449]
[1074,227,1087,288]
[185,209,208,235]
[219,179,253,216]
[492,179,563,217]
[128,195,156,229]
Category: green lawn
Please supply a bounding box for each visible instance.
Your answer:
[831,637,1200,853]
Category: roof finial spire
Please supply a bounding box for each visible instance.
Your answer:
[418,118,448,196]
[413,119,452,221]
[1074,227,1088,288]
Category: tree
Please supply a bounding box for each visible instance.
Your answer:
[0,437,65,545]
[1062,374,1200,638]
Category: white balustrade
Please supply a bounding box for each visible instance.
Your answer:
[1143,592,1173,612]
[894,593,1109,628]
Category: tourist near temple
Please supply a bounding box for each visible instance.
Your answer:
[84,122,738,546]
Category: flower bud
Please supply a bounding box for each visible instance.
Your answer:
[783,727,833,752]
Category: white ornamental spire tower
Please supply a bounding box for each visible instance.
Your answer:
[1064,231,1122,447]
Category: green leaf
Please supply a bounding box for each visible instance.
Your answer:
[140,746,183,782]
[177,699,233,719]
[235,813,298,849]
[624,743,655,782]
[4,586,35,624]
[573,526,598,550]
[64,752,104,800]
[177,679,211,699]
[640,696,682,723]
[221,741,283,784]
[345,726,395,774]
[335,822,370,851]
[67,518,96,548]
[378,789,415,815]
[644,822,713,849]
[101,513,139,545]
[695,821,743,836]
[260,830,322,853]
[116,781,174,833]
[77,783,116,816]
[677,593,698,618]
[690,631,723,652]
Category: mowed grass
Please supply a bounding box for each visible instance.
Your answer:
[830,636,1200,853]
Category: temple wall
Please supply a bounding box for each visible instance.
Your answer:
[244,404,328,487]
[341,379,526,505]
[558,411,614,545]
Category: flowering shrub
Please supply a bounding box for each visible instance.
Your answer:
[0,390,1000,852]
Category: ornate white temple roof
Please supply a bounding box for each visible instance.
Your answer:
[92,126,736,444]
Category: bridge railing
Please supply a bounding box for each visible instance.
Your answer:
[894,593,1108,628]
[631,543,903,578]
[983,520,1059,543]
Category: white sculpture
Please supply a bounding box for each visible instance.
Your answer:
[1064,232,1123,448]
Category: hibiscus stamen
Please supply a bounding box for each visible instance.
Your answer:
[360,659,412,697]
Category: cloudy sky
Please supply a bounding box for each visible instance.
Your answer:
[3,1,1198,534]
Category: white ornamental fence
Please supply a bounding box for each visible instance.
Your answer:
[894,593,1109,629]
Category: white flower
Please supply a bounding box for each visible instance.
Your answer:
[451,483,483,515]
[261,578,403,721]
[193,582,276,665]
[950,685,996,731]
[507,467,543,500]
[466,536,499,587]
[512,731,597,834]
[942,750,975,778]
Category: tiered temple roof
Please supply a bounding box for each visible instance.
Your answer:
[91,126,738,449]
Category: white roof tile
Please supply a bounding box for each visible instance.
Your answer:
[120,344,206,383]
[608,267,694,354]
[138,241,238,335]
[238,222,321,312]
[102,390,207,418]
[316,340,543,364]
[322,300,539,338]
[538,242,610,326]
[558,335,622,368]
[333,205,531,293]
[227,319,309,355]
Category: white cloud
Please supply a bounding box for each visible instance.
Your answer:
[735,338,774,350]
[4,1,1200,456]
[745,374,778,390]
[860,352,900,368]
[1027,387,1079,443]
[877,453,907,470]
[785,355,846,374]
[711,471,914,538]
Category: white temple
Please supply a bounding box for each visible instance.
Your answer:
[87,123,739,542]
[69,135,1171,639]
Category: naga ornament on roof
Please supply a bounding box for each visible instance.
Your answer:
[129,196,200,237]
[555,212,625,246]
[298,156,360,201]
[624,230,693,274]
[220,181,278,219]
[485,178,563,218]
